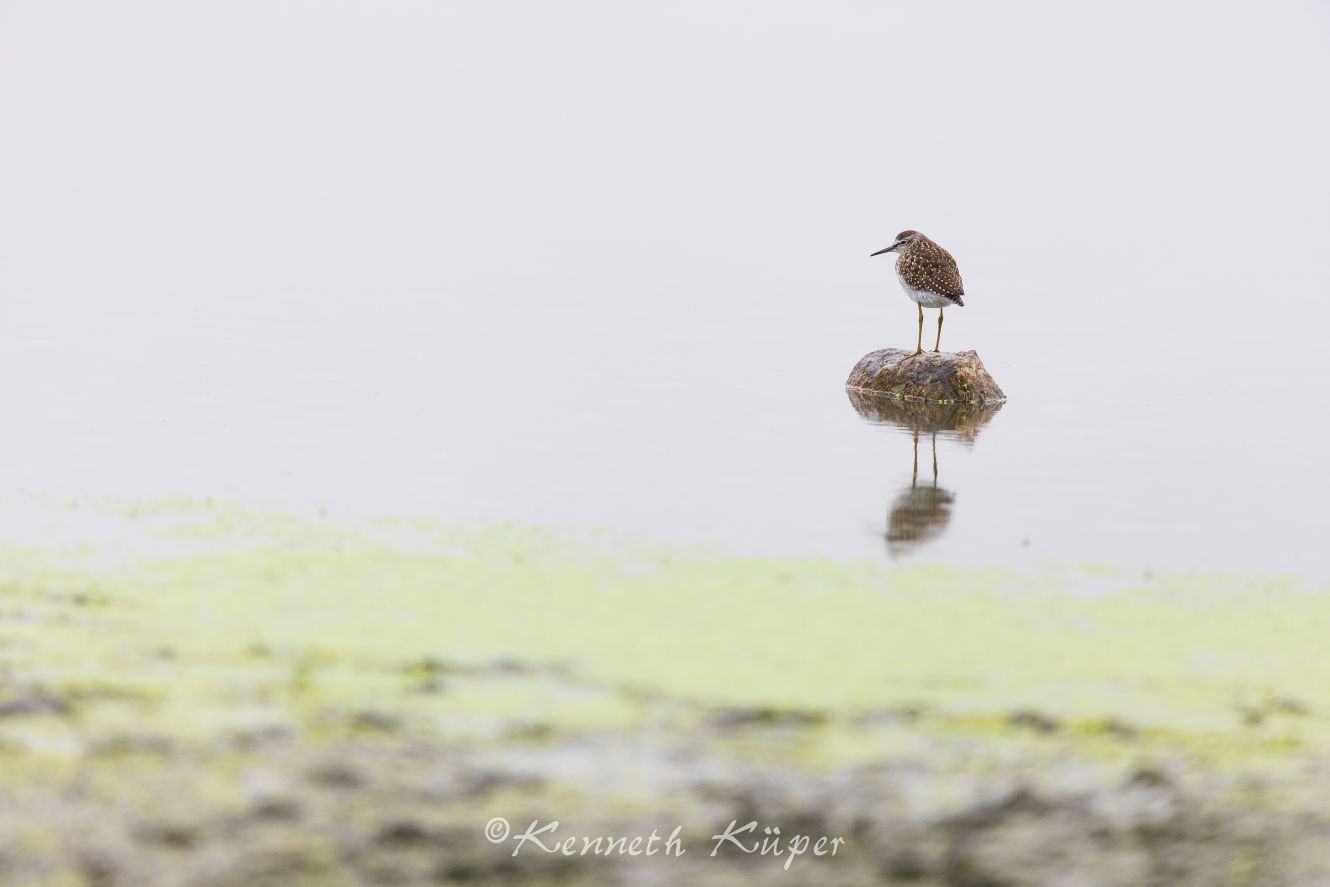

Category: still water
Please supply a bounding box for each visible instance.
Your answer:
[0,2,1328,577]
[0,286,1325,578]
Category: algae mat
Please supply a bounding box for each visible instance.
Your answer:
[0,500,1328,886]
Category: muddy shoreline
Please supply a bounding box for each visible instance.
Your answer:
[1,504,1328,886]
[4,671,1329,886]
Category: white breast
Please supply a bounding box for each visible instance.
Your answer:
[897,275,955,309]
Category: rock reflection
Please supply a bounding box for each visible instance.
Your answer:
[845,392,1004,557]
[845,391,1004,443]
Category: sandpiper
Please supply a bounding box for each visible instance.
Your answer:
[871,230,965,355]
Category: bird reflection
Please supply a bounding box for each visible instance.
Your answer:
[845,391,1003,557]
[886,431,955,556]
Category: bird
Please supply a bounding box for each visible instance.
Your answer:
[870,230,965,356]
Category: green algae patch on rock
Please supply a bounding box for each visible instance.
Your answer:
[847,348,1006,403]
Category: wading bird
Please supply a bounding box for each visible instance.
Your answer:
[871,230,965,355]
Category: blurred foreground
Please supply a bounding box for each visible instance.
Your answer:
[0,500,1328,886]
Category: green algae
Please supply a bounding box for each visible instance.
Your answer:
[1,501,1328,766]
[0,499,1328,884]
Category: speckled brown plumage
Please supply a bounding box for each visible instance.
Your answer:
[893,230,965,305]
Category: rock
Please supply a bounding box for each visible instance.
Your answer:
[846,349,1005,404]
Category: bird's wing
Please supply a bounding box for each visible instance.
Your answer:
[905,243,965,300]
[928,247,965,298]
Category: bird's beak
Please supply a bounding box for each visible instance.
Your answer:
[870,245,896,257]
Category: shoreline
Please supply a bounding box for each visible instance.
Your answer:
[0,499,1327,884]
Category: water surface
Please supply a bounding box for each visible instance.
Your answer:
[0,1,1327,577]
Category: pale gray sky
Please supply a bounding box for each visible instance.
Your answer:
[0,2,1327,571]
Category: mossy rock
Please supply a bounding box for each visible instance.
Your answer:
[846,348,1006,404]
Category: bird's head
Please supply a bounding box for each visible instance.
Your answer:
[871,230,922,257]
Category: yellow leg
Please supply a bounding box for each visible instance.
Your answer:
[913,303,924,356]
[934,309,943,353]
[932,434,938,485]
[911,432,919,487]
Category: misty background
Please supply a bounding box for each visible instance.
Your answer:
[0,1,1328,574]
